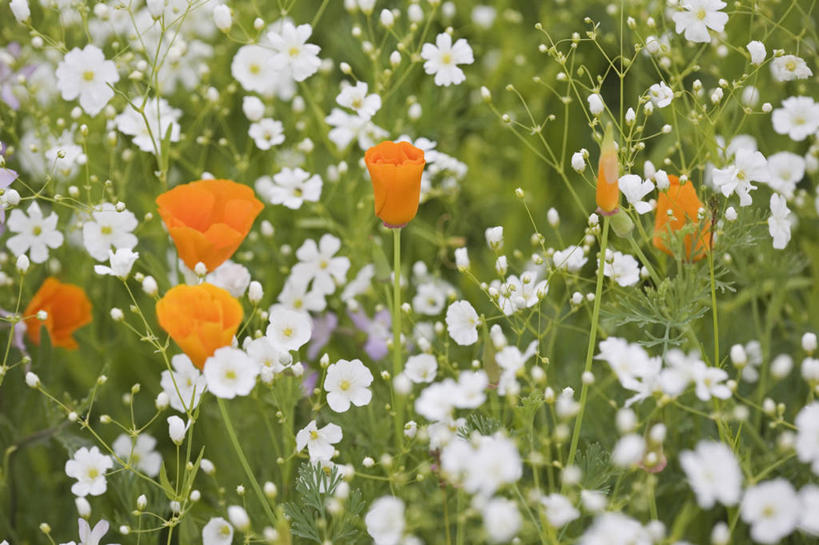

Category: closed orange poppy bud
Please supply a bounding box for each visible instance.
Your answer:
[24,277,92,349]
[156,179,264,272]
[653,175,711,261]
[156,283,243,369]
[596,124,619,214]
[364,141,426,228]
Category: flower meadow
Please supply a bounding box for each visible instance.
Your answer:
[1,0,819,543]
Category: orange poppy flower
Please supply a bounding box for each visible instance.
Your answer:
[156,179,264,272]
[155,283,243,369]
[596,125,619,214]
[24,278,92,349]
[653,175,711,261]
[364,141,426,228]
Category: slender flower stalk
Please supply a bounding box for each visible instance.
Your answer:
[392,228,404,451]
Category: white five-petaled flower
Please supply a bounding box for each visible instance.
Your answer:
[267,22,321,82]
[365,496,406,545]
[246,335,292,384]
[94,248,139,279]
[336,81,382,120]
[772,96,819,142]
[202,517,234,545]
[231,45,287,95]
[324,358,374,413]
[60,518,118,545]
[421,32,474,87]
[268,167,323,209]
[446,300,480,346]
[295,420,342,462]
[741,479,800,544]
[618,174,655,214]
[602,250,641,287]
[770,55,813,81]
[795,402,819,475]
[679,440,743,508]
[6,201,64,263]
[65,446,114,497]
[112,433,162,477]
[291,234,351,295]
[768,193,792,250]
[541,493,580,528]
[82,203,138,261]
[648,81,673,108]
[249,118,285,150]
[56,45,119,116]
[672,0,729,43]
[712,148,769,206]
[552,245,588,273]
[266,307,313,351]
[405,353,438,383]
[115,97,181,154]
[203,346,260,399]
[161,353,207,413]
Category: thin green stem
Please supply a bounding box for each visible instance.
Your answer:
[708,248,719,366]
[566,216,610,471]
[217,398,277,525]
[392,227,404,453]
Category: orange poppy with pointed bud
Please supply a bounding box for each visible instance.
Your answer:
[24,278,92,349]
[653,175,711,261]
[596,124,619,214]
[156,179,264,272]
[364,141,426,228]
[156,283,243,369]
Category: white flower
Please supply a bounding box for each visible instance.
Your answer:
[202,517,233,545]
[571,150,587,172]
[679,441,742,508]
[324,359,373,413]
[160,353,207,413]
[412,282,448,315]
[82,203,138,261]
[268,167,322,209]
[648,81,673,108]
[267,22,321,82]
[242,95,265,121]
[266,308,313,351]
[415,379,459,421]
[587,93,605,115]
[746,41,766,65]
[612,434,645,467]
[770,55,813,81]
[772,97,819,142]
[10,0,30,22]
[295,420,342,462]
[596,337,661,406]
[795,402,819,474]
[553,245,588,273]
[454,370,488,409]
[246,336,292,383]
[421,32,474,86]
[203,347,260,399]
[741,479,800,544]
[231,45,285,95]
[454,247,470,269]
[799,485,819,535]
[292,234,350,295]
[45,130,83,180]
[206,261,251,298]
[765,151,805,198]
[94,248,139,279]
[578,513,653,545]
[56,45,119,116]
[112,433,162,477]
[227,506,249,532]
[115,97,181,154]
[691,359,731,401]
[485,226,504,250]
[212,4,231,32]
[405,354,438,383]
[712,149,769,206]
[65,446,114,497]
[62,518,117,545]
[768,193,792,250]
[249,118,285,150]
[602,250,641,287]
[336,81,381,119]
[365,496,405,545]
[446,300,479,345]
[483,497,521,543]
[463,434,523,497]
[672,0,728,43]
[6,201,64,263]
[167,415,187,445]
[276,277,327,313]
[325,107,388,150]
[619,174,655,214]
[541,493,580,528]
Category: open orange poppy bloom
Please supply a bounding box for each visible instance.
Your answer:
[364,141,426,228]
[156,283,243,369]
[156,179,264,272]
[24,278,92,349]
[596,126,619,214]
[653,175,711,261]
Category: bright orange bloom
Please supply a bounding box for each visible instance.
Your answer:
[596,125,619,214]
[364,141,426,228]
[24,278,92,349]
[653,175,711,261]
[156,283,243,369]
[156,179,263,272]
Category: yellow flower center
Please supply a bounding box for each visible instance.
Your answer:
[32,225,42,236]
[249,64,260,74]
[441,52,452,65]
[283,327,293,337]
[83,70,95,81]
[310,430,319,440]
[101,225,113,235]
[696,9,707,20]
[339,379,350,391]
[289,46,300,57]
